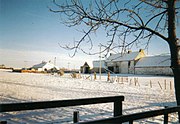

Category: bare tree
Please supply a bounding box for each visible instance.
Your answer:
[50,0,180,105]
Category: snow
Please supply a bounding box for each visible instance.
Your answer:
[92,60,106,68]
[135,55,171,67]
[106,52,140,62]
[0,69,179,123]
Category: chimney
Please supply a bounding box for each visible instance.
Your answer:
[139,49,143,52]
[128,50,132,54]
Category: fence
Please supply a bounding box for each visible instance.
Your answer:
[1,95,179,124]
[78,106,180,124]
[0,96,124,124]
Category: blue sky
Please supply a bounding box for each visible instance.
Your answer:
[0,0,179,69]
[0,0,97,68]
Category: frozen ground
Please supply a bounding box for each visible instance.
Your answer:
[0,69,179,123]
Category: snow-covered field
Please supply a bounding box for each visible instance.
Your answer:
[0,69,179,123]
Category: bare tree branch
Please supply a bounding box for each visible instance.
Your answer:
[140,0,167,9]
[50,0,170,56]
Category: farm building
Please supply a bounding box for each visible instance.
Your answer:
[80,62,90,74]
[92,49,172,76]
[0,64,5,69]
[135,55,173,75]
[105,49,145,74]
[31,61,59,72]
[92,60,106,73]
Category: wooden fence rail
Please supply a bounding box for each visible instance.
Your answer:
[1,95,179,124]
[0,96,124,123]
[78,106,180,124]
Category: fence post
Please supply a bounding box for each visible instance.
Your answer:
[94,72,96,80]
[129,79,132,85]
[158,81,163,90]
[107,72,110,81]
[73,111,79,123]
[150,80,152,88]
[170,81,172,90]
[114,100,122,117]
[164,106,168,124]
[164,80,166,90]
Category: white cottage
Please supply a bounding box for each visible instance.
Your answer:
[105,49,145,74]
[31,61,59,72]
[135,55,173,75]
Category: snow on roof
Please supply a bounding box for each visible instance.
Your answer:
[32,62,47,68]
[83,62,89,67]
[106,51,140,62]
[32,61,59,69]
[93,60,106,68]
[135,55,171,67]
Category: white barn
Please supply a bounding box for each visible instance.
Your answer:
[135,55,173,75]
[31,61,59,72]
[105,49,145,74]
[92,50,172,76]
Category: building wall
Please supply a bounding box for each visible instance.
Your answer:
[110,61,135,74]
[116,62,121,73]
[106,62,115,67]
[116,61,135,74]
[37,68,43,71]
[42,64,55,71]
[83,66,90,73]
[129,61,135,74]
[92,67,106,73]
[120,62,129,74]
[135,67,173,75]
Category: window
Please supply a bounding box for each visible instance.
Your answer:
[128,61,131,68]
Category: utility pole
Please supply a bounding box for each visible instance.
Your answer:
[99,44,102,80]
[68,62,70,71]
[54,57,56,66]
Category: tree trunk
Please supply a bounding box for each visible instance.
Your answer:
[170,42,180,122]
[173,65,180,106]
[170,42,180,106]
[167,0,180,106]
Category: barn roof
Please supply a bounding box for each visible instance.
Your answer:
[31,61,59,69]
[81,62,90,68]
[32,62,47,68]
[135,55,171,67]
[106,50,145,62]
[93,60,106,68]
